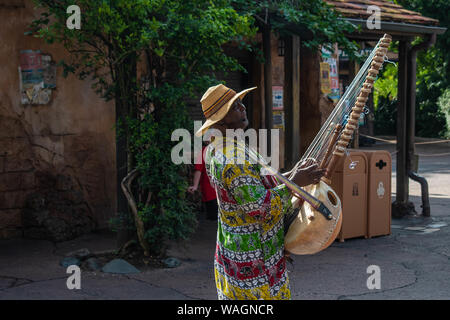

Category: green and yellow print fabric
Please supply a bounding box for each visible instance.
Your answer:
[205,138,293,300]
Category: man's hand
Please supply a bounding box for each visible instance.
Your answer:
[187,185,197,194]
[291,163,326,187]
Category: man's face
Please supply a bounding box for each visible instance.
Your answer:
[221,98,248,130]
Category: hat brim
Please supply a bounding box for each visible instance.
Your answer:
[195,87,257,137]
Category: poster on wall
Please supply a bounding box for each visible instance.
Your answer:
[322,45,340,102]
[273,110,284,130]
[328,58,340,102]
[320,62,331,95]
[42,55,57,89]
[272,86,283,110]
[19,50,55,105]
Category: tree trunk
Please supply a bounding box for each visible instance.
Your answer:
[121,169,150,256]
[115,53,138,249]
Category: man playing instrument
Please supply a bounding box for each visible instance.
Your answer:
[195,84,325,300]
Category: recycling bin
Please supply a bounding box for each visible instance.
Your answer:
[330,151,368,241]
[363,150,392,238]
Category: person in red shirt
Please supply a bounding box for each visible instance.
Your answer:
[188,141,218,220]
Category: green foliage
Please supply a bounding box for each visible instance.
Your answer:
[30,0,149,101]
[372,1,450,137]
[30,0,257,255]
[127,108,196,256]
[373,43,399,136]
[374,96,397,136]
[232,0,360,57]
[438,88,450,138]
[27,0,365,254]
[414,45,448,137]
[124,0,257,254]
[396,0,450,83]
[395,0,450,138]
[373,63,398,108]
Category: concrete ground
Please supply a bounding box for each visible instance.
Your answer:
[0,139,449,300]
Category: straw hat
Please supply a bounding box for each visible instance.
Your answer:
[195,84,257,137]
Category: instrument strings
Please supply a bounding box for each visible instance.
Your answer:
[290,40,382,173]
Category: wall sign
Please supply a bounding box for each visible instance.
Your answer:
[19,50,56,105]
[322,46,340,102]
[272,86,283,110]
[327,58,340,102]
[273,110,284,130]
[320,62,331,95]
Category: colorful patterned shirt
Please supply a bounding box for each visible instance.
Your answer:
[205,137,292,300]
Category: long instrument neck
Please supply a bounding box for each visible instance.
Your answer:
[322,34,392,183]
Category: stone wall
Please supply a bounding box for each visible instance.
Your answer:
[0,0,116,239]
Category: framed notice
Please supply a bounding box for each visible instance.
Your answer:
[273,110,284,129]
[272,86,283,110]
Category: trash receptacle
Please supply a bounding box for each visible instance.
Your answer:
[363,150,392,238]
[330,151,368,241]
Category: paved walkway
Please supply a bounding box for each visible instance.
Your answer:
[1,140,449,300]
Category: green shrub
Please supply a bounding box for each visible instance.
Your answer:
[127,108,197,256]
[374,96,397,136]
[438,88,450,138]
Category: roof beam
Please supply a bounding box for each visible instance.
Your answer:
[342,18,447,38]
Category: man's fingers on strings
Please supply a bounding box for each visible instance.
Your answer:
[303,164,318,172]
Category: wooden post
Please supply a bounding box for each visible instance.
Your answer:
[393,40,409,216]
[407,43,416,175]
[284,35,301,169]
[251,47,263,131]
[406,35,435,217]
[299,43,322,156]
[263,24,273,154]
